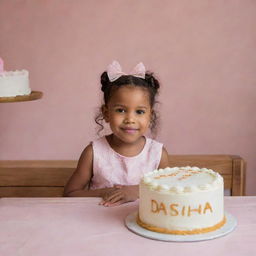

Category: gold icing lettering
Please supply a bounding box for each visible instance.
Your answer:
[151,200,158,213]
[159,202,167,215]
[181,206,186,216]
[188,205,202,216]
[203,202,213,214]
[170,204,179,216]
[150,200,213,216]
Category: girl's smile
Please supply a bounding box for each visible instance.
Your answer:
[121,127,139,134]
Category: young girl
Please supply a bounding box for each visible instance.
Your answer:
[64,61,169,206]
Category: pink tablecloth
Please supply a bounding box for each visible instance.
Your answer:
[0,197,255,256]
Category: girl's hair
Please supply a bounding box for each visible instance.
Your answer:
[95,72,160,136]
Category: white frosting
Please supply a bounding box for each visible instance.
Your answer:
[139,167,224,232]
[0,70,31,97]
[141,166,222,192]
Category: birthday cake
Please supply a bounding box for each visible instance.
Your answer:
[137,167,226,235]
[0,58,31,97]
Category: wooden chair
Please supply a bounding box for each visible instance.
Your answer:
[0,155,246,197]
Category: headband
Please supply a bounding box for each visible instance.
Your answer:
[107,60,146,82]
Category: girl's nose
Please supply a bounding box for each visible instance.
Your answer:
[124,112,135,124]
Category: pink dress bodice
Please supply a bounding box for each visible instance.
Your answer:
[90,136,163,189]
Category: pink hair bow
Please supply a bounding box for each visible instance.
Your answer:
[107,60,146,82]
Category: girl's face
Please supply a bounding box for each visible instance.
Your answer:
[103,86,152,144]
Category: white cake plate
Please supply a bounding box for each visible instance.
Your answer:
[125,211,237,242]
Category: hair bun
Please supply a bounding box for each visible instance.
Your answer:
[100,71,110,92]
[145,72,160,91]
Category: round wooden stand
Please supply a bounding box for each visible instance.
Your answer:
[0,91,43,103]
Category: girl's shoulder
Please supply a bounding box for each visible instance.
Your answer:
[90,136,112,157]
[91,136,107,148]
[79,143,93,161]
[145,137,169,168]
[145,136,163,149]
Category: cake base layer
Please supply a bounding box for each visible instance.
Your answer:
[137,215,226,235]
[125,211,237,241]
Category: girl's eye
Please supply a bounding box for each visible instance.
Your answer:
[136,110,145,115]
[115,108,125,113]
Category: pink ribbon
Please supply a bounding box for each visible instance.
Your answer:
[107,60,146,82]
[0,57,4,74]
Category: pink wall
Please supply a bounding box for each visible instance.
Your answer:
[0,0,255,195]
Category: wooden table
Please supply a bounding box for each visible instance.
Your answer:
[0,197,255,256]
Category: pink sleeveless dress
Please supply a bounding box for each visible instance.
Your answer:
[90,136,163,189]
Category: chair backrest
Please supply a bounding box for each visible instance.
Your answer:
[0,155,246,197]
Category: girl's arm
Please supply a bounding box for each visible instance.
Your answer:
[63,144,116,197]
[158,146,169,169]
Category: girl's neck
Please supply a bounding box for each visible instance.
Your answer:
[106,134,146,157]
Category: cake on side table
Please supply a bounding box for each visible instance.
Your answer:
[0,57,42,103]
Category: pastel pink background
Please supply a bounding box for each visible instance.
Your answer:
[0,1,255,195]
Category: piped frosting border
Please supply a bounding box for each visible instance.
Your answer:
[142,166,223,193]
[137,215,226,235]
